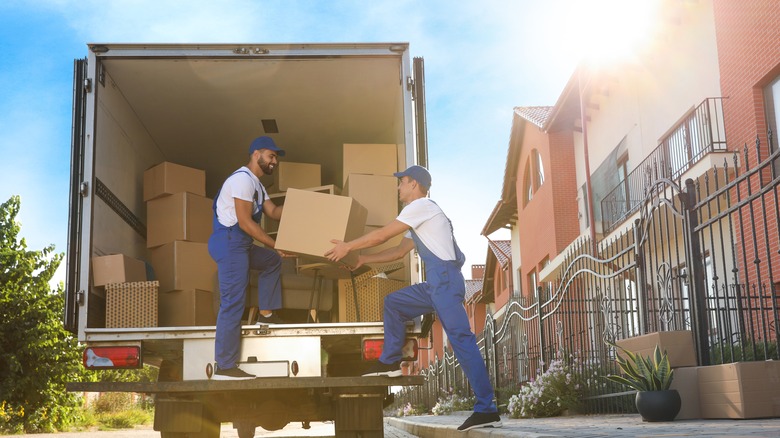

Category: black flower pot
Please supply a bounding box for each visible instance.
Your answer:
[635,389,681,422]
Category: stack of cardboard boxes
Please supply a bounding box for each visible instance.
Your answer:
[338,144,410,321]
[617,331,780,419]
[144,161,217,327]
[92,253,155,328]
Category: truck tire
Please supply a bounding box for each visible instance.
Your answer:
[234,420,255,438]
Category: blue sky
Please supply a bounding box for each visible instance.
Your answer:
[0,0,588,284]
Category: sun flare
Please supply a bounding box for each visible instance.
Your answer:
[562,0,661,66]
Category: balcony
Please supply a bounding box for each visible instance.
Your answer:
[600,97,727,233]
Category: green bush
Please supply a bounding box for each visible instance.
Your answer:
[93,393,135,414]
[96,409,152,430]
[507,359,584,418]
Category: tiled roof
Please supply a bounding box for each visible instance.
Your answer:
[465,279,483,301]
[514,106,553,129]
[488,240,512,269]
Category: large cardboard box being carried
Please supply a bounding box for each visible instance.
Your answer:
[275,188,367,267]
[342,143,398,183]
[149,241,217,293]
[272,162,322,193]
[698,361,780,419]
[105,281,159,328]
[143,161,206,201]
[159,289,216,327]
[146,192,212,248]
[344,174,399,226]
[92,254,147,287]
[670,366,701,420]
[616,330,697,368]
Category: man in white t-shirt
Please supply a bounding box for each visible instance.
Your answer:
[208,136,287,380]
[325,165,502,431]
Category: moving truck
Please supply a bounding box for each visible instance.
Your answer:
[64,43,429,437]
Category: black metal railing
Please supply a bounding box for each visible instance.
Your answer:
[601,98,727,233]
[394,137,779,416]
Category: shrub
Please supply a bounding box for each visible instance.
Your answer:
[507,359,584,418]
[431,388,475,415]
[395,402,427,417]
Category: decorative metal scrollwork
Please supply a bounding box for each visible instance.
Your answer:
[657,262,675,330]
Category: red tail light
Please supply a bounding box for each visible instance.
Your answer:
[83,346,141,369]
[362,338,418,361]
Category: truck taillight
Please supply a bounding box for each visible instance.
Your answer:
[362,338,418,361]
[83,346,141,369]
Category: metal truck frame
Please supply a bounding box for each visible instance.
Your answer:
[64,43,428,437]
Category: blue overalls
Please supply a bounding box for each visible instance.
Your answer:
[380,224,498,413]
[208,170,282,370]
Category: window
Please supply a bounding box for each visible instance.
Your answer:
[522,149,546,207]
[763,75,780,175]
[534,149,545,188]
[523,160,533,205]
[529,270,538,300]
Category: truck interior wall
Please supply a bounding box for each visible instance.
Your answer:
[93,67,164,258]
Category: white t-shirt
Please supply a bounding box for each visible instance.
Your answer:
[396,198,457,261]
[214,167,268,227]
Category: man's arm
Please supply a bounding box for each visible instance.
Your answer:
[325,220,410,263]
[262,198,283,221]
[353,237,415,269]
[235,198,275,248]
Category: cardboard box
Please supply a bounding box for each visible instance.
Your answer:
[698,361,780,419]
[143,161,206,201]
[105,281,158,328]
[92,254,147,287]
[616,330,697,368]
[338,276,408,322]
[272,162,322,193]
[149,241,217,293]
[261,185,340,237]
[342,143,398,183]
[159,289,216,326]
[146,192,212,248]
[670,366,701,420]
[275,188,367,267]
[344,174,399,226]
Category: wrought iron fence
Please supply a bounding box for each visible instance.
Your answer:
[394,137,779,415]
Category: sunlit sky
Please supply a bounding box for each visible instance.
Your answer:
[0,0,660,285]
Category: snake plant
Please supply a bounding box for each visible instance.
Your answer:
[605,341,674,391]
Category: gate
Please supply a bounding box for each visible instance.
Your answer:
[395,137,780,414]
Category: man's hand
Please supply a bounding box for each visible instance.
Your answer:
[325,239,351,262]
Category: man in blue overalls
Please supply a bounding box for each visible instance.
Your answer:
[325,165,502,430]
[209,136,286,380]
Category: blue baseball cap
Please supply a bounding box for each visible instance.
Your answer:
[394,165,431,190]
[249,136,285,156]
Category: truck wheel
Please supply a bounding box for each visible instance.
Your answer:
[234,421,255,438]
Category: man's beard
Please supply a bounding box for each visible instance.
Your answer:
[258,157,275,175]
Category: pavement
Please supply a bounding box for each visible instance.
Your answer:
[386,411,780,437]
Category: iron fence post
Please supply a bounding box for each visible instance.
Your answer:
[537,286,546,369]
[632,218,648,334]
[683,178,711,366]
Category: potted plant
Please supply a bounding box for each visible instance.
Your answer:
[606,341,681,422]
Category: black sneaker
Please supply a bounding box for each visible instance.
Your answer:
[255,312,286,325]
[213,366,255,380]
[457,412,502,431]
[361,361,402,377]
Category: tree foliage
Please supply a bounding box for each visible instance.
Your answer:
[0,196,85,433]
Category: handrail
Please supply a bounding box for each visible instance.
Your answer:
[601,97,727,232]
